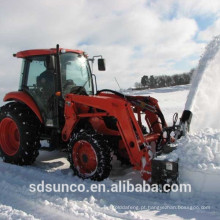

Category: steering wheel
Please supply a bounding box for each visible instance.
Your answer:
[96,89,126,98]
[63,79,75,90]
[70,86,88,95]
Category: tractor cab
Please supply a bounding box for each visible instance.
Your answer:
[16,47,103,127]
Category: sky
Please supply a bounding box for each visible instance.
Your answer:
[0,0,220,98]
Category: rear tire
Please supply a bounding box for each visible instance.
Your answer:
[0,102,41,165]
[68,131,112,181]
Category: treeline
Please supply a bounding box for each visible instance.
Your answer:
[134,68,194,89]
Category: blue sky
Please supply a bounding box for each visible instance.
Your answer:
[195,15,216,31]
[0,0,219,96]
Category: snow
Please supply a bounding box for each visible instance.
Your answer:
[162,128,220,195]
[169,129,220,172]
[185,35,220,132]
[1,151,219,220]
[0,204,38,220]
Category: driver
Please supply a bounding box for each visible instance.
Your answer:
[37,56,55,94]
[37,56,55,112]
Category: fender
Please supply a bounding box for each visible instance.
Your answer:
[3,91,43,123]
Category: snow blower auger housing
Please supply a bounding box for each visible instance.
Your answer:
[0,45,192,184]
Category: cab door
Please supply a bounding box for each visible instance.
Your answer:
[21,55,59,127]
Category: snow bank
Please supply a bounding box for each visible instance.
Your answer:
[166,128,220,194]
[185,35,220,131]
[0,204,38,220]
[169,129,220,172]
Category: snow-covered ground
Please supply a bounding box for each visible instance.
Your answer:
[1,84,220,220]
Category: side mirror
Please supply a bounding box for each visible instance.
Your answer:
[98,58,106,71]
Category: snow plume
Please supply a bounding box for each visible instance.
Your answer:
[185,35,220,132]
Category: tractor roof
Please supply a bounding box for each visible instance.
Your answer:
[14,48,85,58]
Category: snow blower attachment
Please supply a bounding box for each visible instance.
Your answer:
[0,45,192,185]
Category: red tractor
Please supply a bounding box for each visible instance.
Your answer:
[0,45,192,183]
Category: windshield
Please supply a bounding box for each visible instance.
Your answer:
[60,53,93,96]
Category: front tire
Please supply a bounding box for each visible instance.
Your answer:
[68,131,112,181]
[0,102,41,165]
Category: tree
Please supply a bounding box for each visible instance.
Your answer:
[141,75,149,87]
[149,75,156,88]
[135,69,194,90]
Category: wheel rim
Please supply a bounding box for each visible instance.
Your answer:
[72,140,98,176]
[0,118,20,156]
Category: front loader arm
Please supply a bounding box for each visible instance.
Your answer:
[62,94,147,166]
[62,93,168,182]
